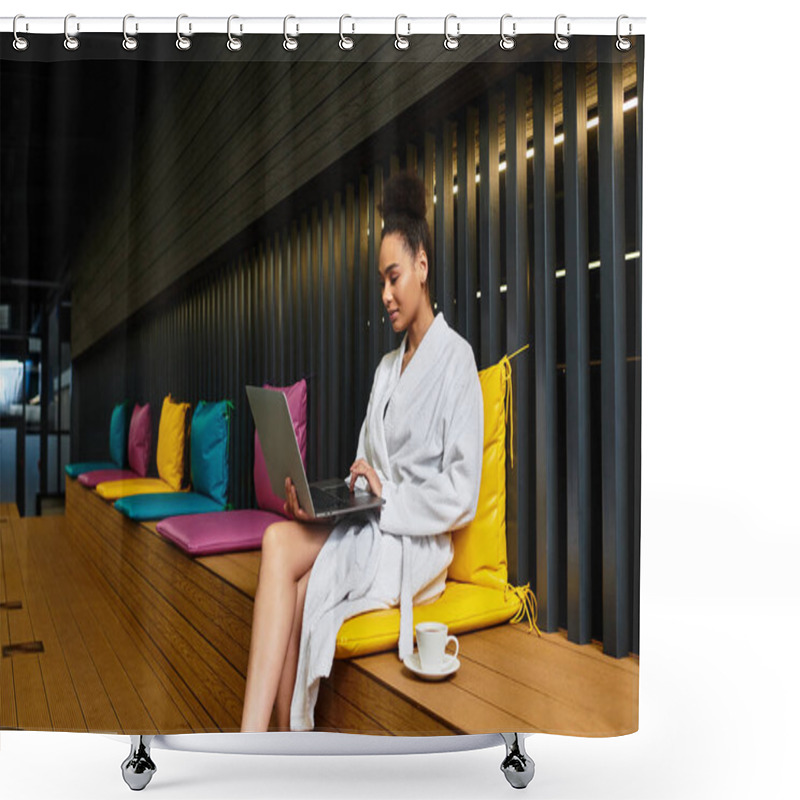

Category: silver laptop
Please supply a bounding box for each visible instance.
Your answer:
[246,385,384,520]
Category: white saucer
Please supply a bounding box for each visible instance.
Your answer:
[402,651,460,681]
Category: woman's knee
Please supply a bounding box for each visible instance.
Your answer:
[260,519,330,582]
[260,521,311,580]
[260,521,295,567]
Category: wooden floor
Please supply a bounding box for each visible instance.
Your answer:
[1,491,638,736]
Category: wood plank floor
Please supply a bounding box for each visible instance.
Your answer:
[1,501,244,733]
[2,490,638,736]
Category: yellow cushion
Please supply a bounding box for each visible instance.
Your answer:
[156,394,191,492]
[447,357,510,590]
[335,581,522,659]
[95,478,177,501]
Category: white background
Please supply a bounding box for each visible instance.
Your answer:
[3,1,799,798]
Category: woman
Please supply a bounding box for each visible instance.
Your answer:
[241,173,484,732]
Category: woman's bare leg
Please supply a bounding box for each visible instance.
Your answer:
[240,520,331,732]
[274,568,311,730]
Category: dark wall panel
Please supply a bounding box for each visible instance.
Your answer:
[532,62,560,631]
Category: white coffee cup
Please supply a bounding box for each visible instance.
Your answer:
[415,621,459,672]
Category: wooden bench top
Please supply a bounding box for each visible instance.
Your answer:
[196,528,639,736]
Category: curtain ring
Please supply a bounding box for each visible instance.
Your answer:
[339,14,354,50]
[227,15,242,51]
[443,14,460,51]
[176,13,191,50]
[12,15,29,51]
[616,14,632,51]
[64,13,79,51]
[499,14,516,50]
[122,14,138,51]
[554,14,570,51]
[394,15,410,50]
[283,15,298,51]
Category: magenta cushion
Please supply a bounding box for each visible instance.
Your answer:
[78,468,140,488]
[253,379,308,514]
[156,509,285,556]
[128,403,152,478]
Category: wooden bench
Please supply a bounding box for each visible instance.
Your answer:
[0,481,638,736]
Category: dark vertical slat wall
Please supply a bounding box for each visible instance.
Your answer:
[479,92,503,365]
[236,259,246,491]
[344,185,356,457]
[503,72,532,593]
[456,105,479,345]
[379,164,393,360]
[598,40,631,658]
[435,119,456,321]
[267,242,275,382]
[370,166,384,376]
[332,191,346,472]
[72,51,641,656]
[311,207,322,479]
[300,214,312,469]
[291,223,300,383]
[632,38,644,656]
[422,132,436,281]
[356,176,370,439]
[325,198,337,477]
[365,166,383,378]
[563,61,593,645]
[532,63,560,632]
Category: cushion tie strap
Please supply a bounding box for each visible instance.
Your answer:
[502,343,530,471]
[500,356,513,470]
[504,582,542,636]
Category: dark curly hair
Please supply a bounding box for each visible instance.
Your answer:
[378,172,434,307]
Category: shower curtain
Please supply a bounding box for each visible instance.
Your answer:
[1,18,642,747]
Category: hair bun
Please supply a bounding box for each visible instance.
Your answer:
[380,172,427,221]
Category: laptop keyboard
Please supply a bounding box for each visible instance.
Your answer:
[310,485,352,513]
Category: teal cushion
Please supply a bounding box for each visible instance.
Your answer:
[65,461,117,478]
[114,493,225,522]
[109,401,132,468]
[190,400,233,507]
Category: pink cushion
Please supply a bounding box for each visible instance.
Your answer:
[156,509,285,556]
[78,468,139,488]
[253,379,308,514]
[128,403,152,478]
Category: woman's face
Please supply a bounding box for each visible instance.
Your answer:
[378,232,429,333]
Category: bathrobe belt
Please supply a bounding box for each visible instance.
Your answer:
[398,536,414,660]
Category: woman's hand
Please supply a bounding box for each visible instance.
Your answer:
[349,459,383,497]
[283,477,313,522]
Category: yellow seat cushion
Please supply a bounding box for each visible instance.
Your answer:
[448,357,510,590]
[157,394,191,492]
[95,478,177,501]
[335,581,522,659]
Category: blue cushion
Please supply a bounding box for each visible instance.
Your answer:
[190,400,233,507]
[114,492,225,522]
[65,461,117,478]
[109,401,132,468]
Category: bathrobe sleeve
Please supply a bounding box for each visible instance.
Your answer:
[378,364,483,537]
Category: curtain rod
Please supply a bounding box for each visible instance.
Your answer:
[2,15,646,37]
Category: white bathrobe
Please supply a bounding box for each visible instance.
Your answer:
[290,312,484,731]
